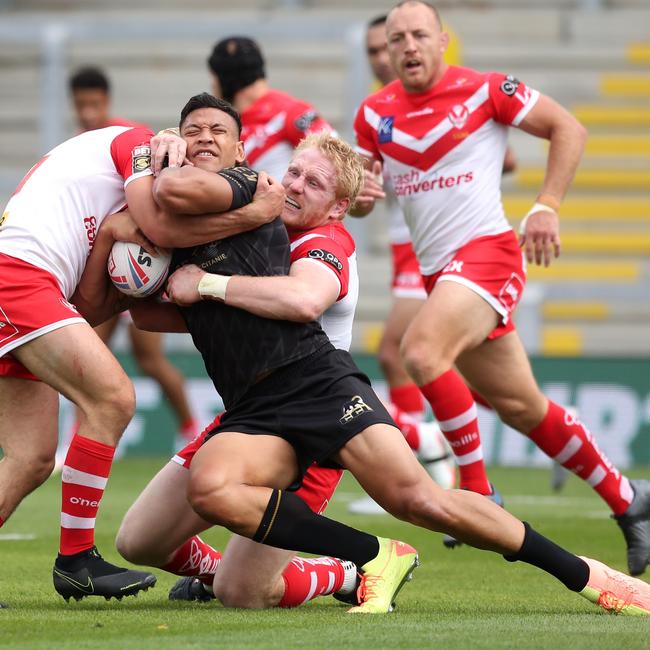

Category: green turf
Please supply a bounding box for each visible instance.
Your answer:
[1,460,649,649]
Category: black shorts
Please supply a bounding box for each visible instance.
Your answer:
[203,345,398,482]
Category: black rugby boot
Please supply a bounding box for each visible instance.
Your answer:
[614,479,650,576]
[53,546,156,601]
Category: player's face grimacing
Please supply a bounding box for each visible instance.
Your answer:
[281,148,349,231]
[180,107,245,172]
[367,23,396,86]
[386,2,448,93]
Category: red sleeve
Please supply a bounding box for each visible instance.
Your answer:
[291,235,350,300]
[283,100,333,146]
[487,72,539,127]
[110,127,155,184]
[354,101,382,160]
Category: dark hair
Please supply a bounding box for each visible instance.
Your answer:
[69,66,110,94]
[368,14,388,29]
[207,36,265,103]
[178,92,242,136]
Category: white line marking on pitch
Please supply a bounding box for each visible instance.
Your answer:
[0,533,36,541]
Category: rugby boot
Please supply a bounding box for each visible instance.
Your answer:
[613,478,650,576]
[333,560,361,606]
[347,538,419,614]
[53,546,156,601]
[168,576,215,602]
[443,483,504,549]
[579,556,650,615]
[551,462,570,493]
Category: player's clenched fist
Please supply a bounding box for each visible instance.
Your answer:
[166,264,205,306]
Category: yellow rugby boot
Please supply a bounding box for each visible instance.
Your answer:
[347,538,419,614]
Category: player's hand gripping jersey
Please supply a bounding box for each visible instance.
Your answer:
[354,66,539,275]
[241,89,332,180]
[0,126,154,298]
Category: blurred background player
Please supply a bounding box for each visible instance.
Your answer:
[353,0,650,576]
[55,66,198,469]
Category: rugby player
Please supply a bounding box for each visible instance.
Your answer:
[351,0,650,573]
[78,93,650,615]
[0,104,280,602]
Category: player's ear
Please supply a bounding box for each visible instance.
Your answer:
[332,197,350,221]
[440,30,449,55]
[235,140,246,165]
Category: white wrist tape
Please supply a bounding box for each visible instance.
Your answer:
[156,127,180,138]
[198,274,230,301]
[519,202,558,235]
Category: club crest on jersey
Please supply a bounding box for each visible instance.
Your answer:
[340,395,373,424]
[132,145,151,174]
[308,248,343,271]
[377,116,394,143]
[448,105,469,130]
[500,75,520,97]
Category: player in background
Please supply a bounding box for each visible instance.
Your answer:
[0,113,281,602]
[207,36,332,181]
[58,66,198,467]
[352,0,650,575]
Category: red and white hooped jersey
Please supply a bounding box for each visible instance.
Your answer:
[288,221,357,351]
[355,65,539,274]
[241,89,333,181]
[0,126,154,299]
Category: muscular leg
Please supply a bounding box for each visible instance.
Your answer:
[458,331,646,573]
[378,296,425,418]
[117,461,211,567]
[401,281,497,493]
[129,324,194,427]
[0,378,59,522]
[336,424,523,552]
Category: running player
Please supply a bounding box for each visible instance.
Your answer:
[352,0,650,575]
[79,93,650,615]
[0,111,280,602]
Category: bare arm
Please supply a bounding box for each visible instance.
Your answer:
[71,211,156,326]
[166,259,340,322]
[126,171,284,248]
[516,93,588,266]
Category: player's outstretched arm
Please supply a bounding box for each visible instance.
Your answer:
[71,211,157,326]
[167,259,339,322]
[516,94,588,266]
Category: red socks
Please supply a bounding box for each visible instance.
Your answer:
[528,401,633,515]
[419,369,491,494]
[389,383,425,420]
[279,557,347,608]
[59,434,115,555]
[387,403,420,451]
[161,535,222,585]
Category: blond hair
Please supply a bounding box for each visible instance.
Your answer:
[294,132,365,205]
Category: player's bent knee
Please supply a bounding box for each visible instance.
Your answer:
[187,474,244,530]
[215,581,278,609]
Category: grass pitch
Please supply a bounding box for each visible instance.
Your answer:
[1,460,649,649]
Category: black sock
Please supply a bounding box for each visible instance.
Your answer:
[253,489,380,568]
[504,522,590,592]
